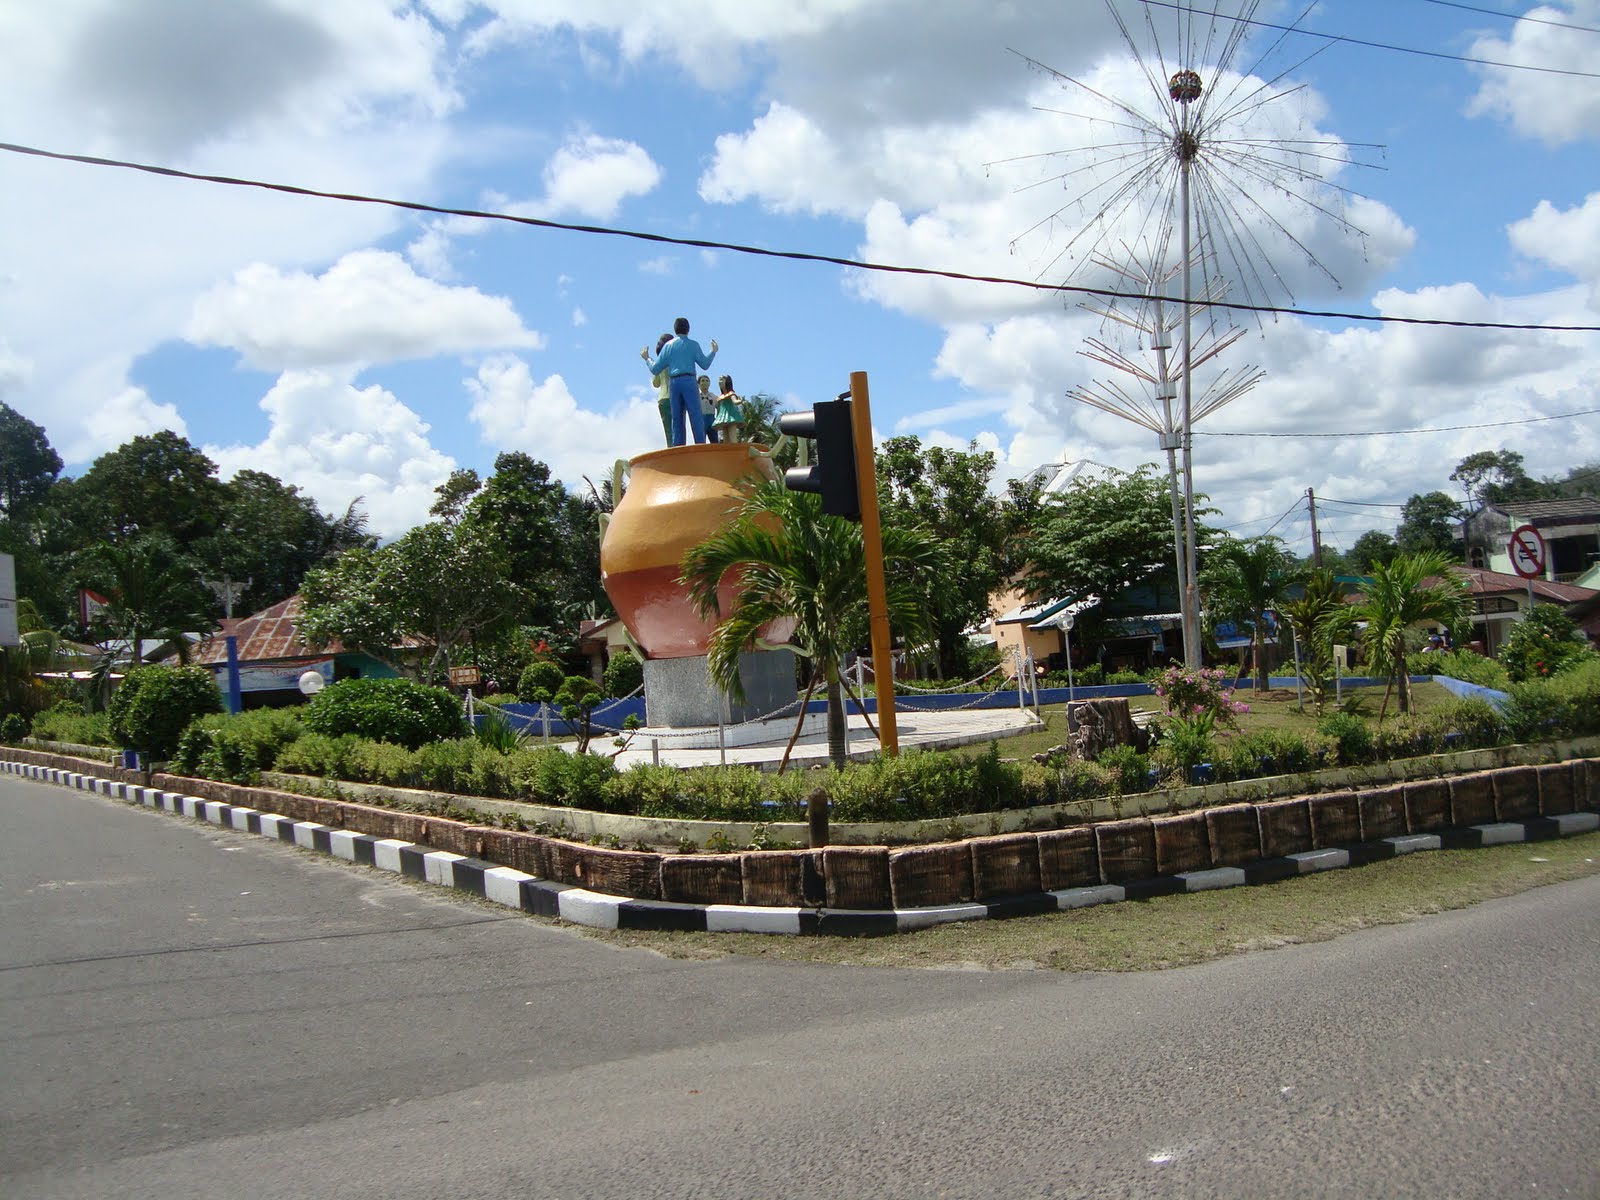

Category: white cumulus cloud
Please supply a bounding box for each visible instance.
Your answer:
[466,355,662,485]
[1467,3,1600,146]
[205,368,458,539]
[186,250,543,370]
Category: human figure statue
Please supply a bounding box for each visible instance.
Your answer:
[643,317,717,445]
[713,374,745,443]
[642,332,673,445]
[697,375,719,444]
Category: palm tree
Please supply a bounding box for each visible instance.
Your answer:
[86,535,216,664]
[1349,551,1470,717]
[1199,536,1304,690]
[1279,569,1355,715]
[680,480,940,772]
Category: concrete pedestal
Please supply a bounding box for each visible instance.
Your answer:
[643,648,799,728]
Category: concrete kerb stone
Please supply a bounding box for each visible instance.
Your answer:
[8,746,1600,938]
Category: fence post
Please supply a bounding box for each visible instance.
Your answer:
[651,738,660,767]
[541,702,551,746]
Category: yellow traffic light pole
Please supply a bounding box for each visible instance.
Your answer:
[848,370,899,756]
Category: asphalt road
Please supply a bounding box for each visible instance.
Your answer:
[3,774,1597,1199]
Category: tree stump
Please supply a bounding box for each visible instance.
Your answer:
[1030,698,1150,764]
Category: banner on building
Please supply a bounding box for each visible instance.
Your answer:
[212,657,335,694]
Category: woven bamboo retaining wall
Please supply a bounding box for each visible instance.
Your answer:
[8,745,1597,912]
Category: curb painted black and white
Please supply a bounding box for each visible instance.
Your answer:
[11,760,1599,937]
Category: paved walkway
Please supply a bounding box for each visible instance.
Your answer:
[607,705,1044,770]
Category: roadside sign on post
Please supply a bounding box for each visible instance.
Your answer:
[1508,524,1546,580]
[448,665,481,687]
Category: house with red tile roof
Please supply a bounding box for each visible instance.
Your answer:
[187,595,402,707]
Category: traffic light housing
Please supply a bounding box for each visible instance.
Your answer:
[777,394,860,519]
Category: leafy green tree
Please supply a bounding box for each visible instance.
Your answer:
[1395,491,1462,558]
[56,431,226,547]
[0,402,62,522]
[876,436,1006,677]
[1024,465,1210,658]
[191,470,372,613]
[1348,530,1398,575]
[680,480,940,786]
[1450,449,1559,508]
[299,521,527,684]
[1349,551,1470,717]
[1199,536,1304,690]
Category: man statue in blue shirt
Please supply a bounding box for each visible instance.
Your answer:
[642,317,718,446]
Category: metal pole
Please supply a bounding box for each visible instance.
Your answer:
[1179,151,1200,670]
[850,370,900,755]
[1064,621,1076,732]
[1291,625,1303,711]
[224,635,242,715]
[541,702,551,746]
[1016,648,1026,712]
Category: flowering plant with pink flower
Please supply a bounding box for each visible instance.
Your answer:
[1152,665,1250,730]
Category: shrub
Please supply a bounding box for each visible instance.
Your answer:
[302,677,464,749]
[108,665,223,760]
[1409,648,1510,690]
[174,708,306,783]
[0,713,27,742]
[1499,605,1597,683]
[602,652,644,698]
[1152,710,1218,777]
[606,764,803,821]
[273,732,365,779]
[1095,744,1153,794]
[1318,712,1374,766]
[31,702,113,747]
[1105,669,1146,685]
[518,660,566,701]
[473,708,528,753]
[1502,660,1600,742]
[820,743,1022,822]
[1216,729,1323,779]
[1418,697,1503,750]
[510,747,618,808]
[1152,666,1247,728]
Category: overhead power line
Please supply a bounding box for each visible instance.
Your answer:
[1418,0,1600,38]
[1199,406,1600,438]
[1140,0,1600,78]
[4,139,1600,335]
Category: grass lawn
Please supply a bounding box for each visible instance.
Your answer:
[585,831,1600,971]
[973,679,1457,762]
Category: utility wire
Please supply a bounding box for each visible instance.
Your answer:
[1199,406,1600,437]
[1140,0,1600,78]
[1418,0,1600,37]
[4,139,1600,335]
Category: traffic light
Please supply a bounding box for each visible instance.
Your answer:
[777,393,860,520]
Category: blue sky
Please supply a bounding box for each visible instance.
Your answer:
[2,0,1598,556]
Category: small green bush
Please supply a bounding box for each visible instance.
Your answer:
[1502,659,1600,742]
[1499,606,1597,683]
[518,660,566,701]
[175,708,305,783]
[1419,697,1504,750]
[602,652,643,698]
[473,708,528,753]
[1410,649,1510,690]
[1317,712,1374,766]
[273,732,365,779]
[302,677,463,749]
[31,702,113,746]
[1095,744,1153,794]
[108,665,223,759]
[0,713,27,742]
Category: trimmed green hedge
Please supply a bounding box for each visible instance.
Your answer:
[302,678,464,749]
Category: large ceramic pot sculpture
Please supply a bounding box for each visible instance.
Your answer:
[601,442,793,660]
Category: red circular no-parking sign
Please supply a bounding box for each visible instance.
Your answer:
[1508,523,1547,580]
